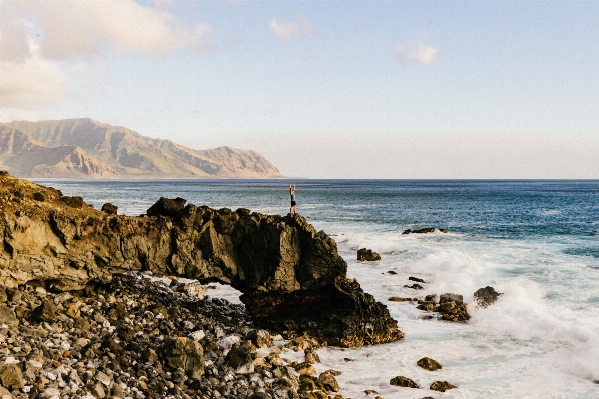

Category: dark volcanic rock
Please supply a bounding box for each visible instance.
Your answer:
[390,375,419,388]
[357,248,381,261]
[242,278,404,347]
[402,227,447,234]
[409,276,426,283]
[474,286,502,308]
[404,284,424,290]
[417,357,442,371]
[101,202,118,214]
[0,174,403,347]
[146,196,187,217]
[430,380,457,392]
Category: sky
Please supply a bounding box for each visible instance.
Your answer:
[1,0,598,179]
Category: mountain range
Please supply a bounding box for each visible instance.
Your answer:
[0,118,283,178]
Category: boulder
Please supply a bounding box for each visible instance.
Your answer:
[389,376,418,388]
[0,363,23,389]
[225,341,254,374]
[101,202,118,215]
[146,197,187,217]
[0,305,18,328]
[409,276,426,283]
[474,286,502,308]
[440,293,463,305]
[417,357,442,371]
[402,227,448,234]
[430,380,457,392]
[304,348,320,364]
[404,284,424,290]
[30,300,58,323]
[357,248,381,261]
[162,337,204,379]
[316,371,340,392]
[247,329,272,348]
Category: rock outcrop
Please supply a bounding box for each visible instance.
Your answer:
[474,286,502,308]
[357,248,381,261]
[0,172,402,347]
[402,227,447,234]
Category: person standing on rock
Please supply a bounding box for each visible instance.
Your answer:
[289,183,297,215]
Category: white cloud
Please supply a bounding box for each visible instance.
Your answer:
[269,12,319,43]
[0,39,69,109]
[0,0,212,117]
[392,40,439,65]
[10,0,212,58]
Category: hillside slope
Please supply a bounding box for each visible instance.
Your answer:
[7,118,283,178]
[0,126,118,178]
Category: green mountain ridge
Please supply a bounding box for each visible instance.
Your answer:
[1,118,283,178]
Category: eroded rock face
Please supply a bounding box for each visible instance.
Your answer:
[0,172,402,347]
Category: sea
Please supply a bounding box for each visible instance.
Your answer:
[33,179,599,399]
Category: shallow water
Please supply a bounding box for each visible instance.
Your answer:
[35,178,599,398]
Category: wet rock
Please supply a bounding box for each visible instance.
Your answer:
[304,348,320,364]
[248,329,272,348]
[357,248,381,261]
[425,294,438,304]
[390,375,419,388]
[316,370,340,392]
[101,202,118,215]
[294,362,317,376]
[409,276,426,283]
[146,196,187,217]
[474,286,502,308]
[440,293,463,305]
[402,227,447,234]
[417,357,442,371]
[388,297,414,302]
[242,278,404,347]
[430,380,457,392]
[404,284,424,290]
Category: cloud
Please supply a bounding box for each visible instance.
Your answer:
[269,12,319,43]
[9,0,212,58]
[0,0,212,117]
[392,40,439,65]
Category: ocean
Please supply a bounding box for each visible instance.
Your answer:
[34,179,599,399]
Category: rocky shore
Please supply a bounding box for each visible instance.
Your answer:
[0,272,348,399]
[0,172,401,348]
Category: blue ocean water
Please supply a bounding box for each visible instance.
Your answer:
[35,179,599,398]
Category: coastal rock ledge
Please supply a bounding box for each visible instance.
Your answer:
[0,172,402,347]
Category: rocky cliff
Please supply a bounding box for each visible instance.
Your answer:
[0,173,402,347]
[4,119,283,178]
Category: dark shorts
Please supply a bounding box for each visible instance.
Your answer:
[291,201,296,206]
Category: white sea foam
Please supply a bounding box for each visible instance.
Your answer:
[328,230,599,398]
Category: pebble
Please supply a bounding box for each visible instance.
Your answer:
[0,273,344,399]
